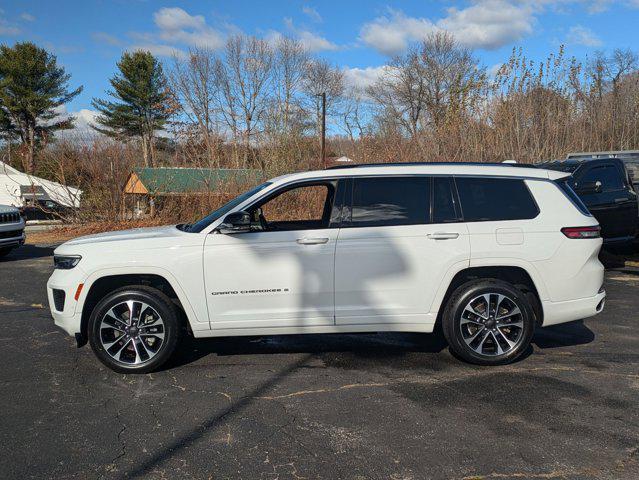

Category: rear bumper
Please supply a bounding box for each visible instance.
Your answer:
[541,290,606,327]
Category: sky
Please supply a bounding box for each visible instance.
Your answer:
[1,0,638,130]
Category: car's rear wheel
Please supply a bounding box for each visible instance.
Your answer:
[442,279,535,365]
[88,286,180,374]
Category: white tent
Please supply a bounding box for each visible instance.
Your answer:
[0,161,82,208]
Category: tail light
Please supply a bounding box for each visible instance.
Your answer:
[561,226,601,239]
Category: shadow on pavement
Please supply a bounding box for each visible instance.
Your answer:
[532,320,595,349]
[0,244,54,262]
[165,320,595,371]
[165,331,449,370]
[122,354,314,479]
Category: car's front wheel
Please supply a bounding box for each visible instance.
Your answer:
[442,279,535,365]
[88,286,180,374]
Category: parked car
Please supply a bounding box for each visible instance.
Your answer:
[566,150,639,193]
[47,163,605,373]
[540,157,638,244]
[0,204,25,258]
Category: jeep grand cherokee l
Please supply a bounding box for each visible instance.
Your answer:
[0,204,26,257]
[47,163,606,373]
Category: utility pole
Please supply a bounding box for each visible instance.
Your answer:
[317,92,326,168]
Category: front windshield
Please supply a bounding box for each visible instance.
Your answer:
[185,182,272,233]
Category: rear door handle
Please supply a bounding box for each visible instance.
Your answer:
[427,232,460,240]
[614,197,629,203]
[296,237,329,245]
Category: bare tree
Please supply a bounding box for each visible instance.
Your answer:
[171,47,219,167]
[302,59,345,145]
[272,37,309,134]
[213,35,274,167]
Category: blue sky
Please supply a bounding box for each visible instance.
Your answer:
[1,0,638,127]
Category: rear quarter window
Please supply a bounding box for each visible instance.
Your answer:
[455,177,539,222]
[555,179,592,216]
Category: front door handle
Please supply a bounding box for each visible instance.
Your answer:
[427,232,460,240]
[297,237,329,245]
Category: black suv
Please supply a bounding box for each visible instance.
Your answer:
[540,157,638,244]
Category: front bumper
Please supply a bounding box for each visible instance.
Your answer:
[47,266,86,337]
[541,290,606,327]
[0,229,25,248]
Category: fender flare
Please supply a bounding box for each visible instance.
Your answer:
[74,265,203,327]
[429,258,549,315]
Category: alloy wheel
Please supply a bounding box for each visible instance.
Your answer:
[459,292,524,357]
[99,300,166,366]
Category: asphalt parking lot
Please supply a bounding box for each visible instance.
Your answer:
[1,245,639,480]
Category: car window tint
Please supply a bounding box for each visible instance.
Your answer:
[432,177,458,223]
[456,177,539,222]
[261,185,330,223]
[579,165,624,191]
[350,177,430,227]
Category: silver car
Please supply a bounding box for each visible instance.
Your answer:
[0,204,25,257]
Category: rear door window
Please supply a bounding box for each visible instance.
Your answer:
[455,177,539,222]
[347,177,430,227]
[578,165,624,192]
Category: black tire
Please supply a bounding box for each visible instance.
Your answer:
[0,247,13,258]
[88,286,180,374]
[442,279,535,365]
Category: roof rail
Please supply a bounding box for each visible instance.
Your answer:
[325,161,538,170]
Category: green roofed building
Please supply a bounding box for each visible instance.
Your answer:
[124,167,263,196]
[123,167,263,217]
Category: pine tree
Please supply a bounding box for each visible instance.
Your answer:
[92,51,173,167]
[0,42,83,174]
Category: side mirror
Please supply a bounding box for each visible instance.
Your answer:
[576,181,602,194]
[218,210,251,234]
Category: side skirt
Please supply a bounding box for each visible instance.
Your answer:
[192,321,437,338]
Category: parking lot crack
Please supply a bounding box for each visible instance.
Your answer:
[106,401,128,465]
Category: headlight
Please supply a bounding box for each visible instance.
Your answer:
[54,255,82,270]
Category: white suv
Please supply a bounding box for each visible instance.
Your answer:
[47,163,606,373]
[0,204,26,257]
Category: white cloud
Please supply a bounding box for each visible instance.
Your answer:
[359,10,434,55]
[566,25,602,46]
[271,18,338,52]
[47,106,100,140]
[438,1,535,49]
[586,0,611,13]
[20,13,35,22]
[343,65,390,91]
[153,7,206,31]
[360,1,538,55]
[302,6,323,23]
[126,7,228,55]
[296,29,339,52]
[92,31,122,46]
[0,13,20,35]
[153,7,225,50]
[129,43,186,58]
[487,62,506,78]
[72,109,99,132]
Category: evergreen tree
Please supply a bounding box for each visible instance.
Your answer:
[92,51,172,167]
[0,42,83,173]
